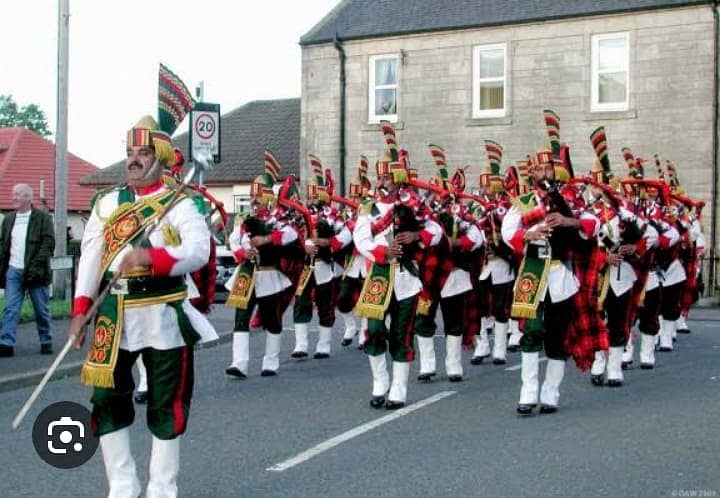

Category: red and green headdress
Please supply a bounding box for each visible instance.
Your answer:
[376,121,408,184]
[251,149,282,205]
[543,109,561,157]
[480,139,505,193]
[428,144,450,189]
[589,126,613,185]
[307,154,330,203]
[349,155,372,198]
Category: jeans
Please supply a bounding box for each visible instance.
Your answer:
[1,266,51,347]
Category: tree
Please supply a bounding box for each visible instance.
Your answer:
[0,94,51,137]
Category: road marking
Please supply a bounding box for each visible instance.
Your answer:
[266,390,456,472]
[505,356,547,371]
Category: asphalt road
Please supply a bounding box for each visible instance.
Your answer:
[1,308,719,498]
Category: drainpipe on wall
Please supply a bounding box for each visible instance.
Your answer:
[334,33,347,195]
[711,1,719,295]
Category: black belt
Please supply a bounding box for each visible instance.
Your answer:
[102,274,185,296]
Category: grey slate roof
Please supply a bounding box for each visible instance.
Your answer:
[81,98,300,186]
[301,0,713,45]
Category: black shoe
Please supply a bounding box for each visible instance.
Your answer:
[640,363,654,370]
[516,404,536,416]
[385,400,405,410]
[658,347,673,352]
[291,351,308,359]
[225,366,247,378]
[492,358,506,365]
[134,391,148,404]
[539,404,558,414]
[590,374,605,386]
[507,345,520,353]
[607,379,623,387]
[357,344,365,351]
[677,328,691,334]
[417,372,435,382]
[313,352,330,359]
[261,369,277,377]
[40,343,53,355]
[621,360,633,370]
[341,338,353,347]
[448,375,463,383]
[369,396,385,409]
[0,345,14,357]
[470,356,486,365]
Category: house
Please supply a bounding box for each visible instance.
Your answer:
[300,0,719,289]
[81,98,300,217]
[0,127,101,237]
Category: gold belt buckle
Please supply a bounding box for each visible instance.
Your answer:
[111,278,129,295]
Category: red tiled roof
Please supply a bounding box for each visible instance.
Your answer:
[0,127,100,211]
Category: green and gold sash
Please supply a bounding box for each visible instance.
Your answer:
[511,256,551,319]
[226,262,256,309]
[356,262,396,320]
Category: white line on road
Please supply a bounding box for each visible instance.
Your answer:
[266,390,457,472]
[505,356,547,371]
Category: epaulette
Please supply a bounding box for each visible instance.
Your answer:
[510,191,537,213]
[89,183,125,210]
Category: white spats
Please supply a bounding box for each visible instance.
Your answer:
[388,361,410,404]
[519,352,540,406]
[416,336,436,376]
[229,332,249,374]
[659,319,675,351]
[293,323,309,355]
[368,354,390,397]
[591,350,607,376]
[147,436,180,498]
[508,319,522,349]
[136,356,148,393]
[262,333,282,373]
[473,329,491,359]
[444,335,463,378]
[100,428,141,498]
[492,321,509,362]
[640,333,656,367]
[340,312,357,340]
[539,359,566,408]
[607,347,624,383]
[315,326,333,355]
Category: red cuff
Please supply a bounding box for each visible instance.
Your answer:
[458,235,474,252]
[72,296,93,318]
[270,230,284,246]
[635,238,647,257]
[521,206,546,228]
[579,218,597,239]
[371,246,389,264]
[233,248,245,263]
[508,230,525,255]
[329,236,343,253]
[371,210,394,235]
[418,229,433,248]
[149,248,179,277]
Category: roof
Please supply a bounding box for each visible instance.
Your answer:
[81,98,300,187]
[300,0,713,45]
[0,128,101,211]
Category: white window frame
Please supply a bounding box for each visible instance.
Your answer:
[472,43,507,119]
[591,32,630,112]
[233,195,251,215]
[368,54,399,123]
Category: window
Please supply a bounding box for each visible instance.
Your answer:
[591,33,629,111]
[369,54,398,123]
[472,44,506,119]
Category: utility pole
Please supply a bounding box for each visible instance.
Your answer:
[53,0,70,299]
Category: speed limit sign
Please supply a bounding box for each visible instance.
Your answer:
[190,102,221,163]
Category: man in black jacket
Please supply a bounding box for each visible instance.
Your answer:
[0,183,55,356]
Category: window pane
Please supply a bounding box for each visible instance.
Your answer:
[479,49,504,79]
[375,58,397,86]
[375,88,397,115]
[598,38,627,71]
[479,81,504,110]
[599,71,627,103]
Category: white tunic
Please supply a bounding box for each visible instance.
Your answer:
[75,186,218,352]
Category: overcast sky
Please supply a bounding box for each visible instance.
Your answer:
[1,0,341,168]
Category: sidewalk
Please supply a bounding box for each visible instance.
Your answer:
[0,305,236,393]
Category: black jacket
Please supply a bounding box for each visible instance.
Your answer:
[0,208,55,288]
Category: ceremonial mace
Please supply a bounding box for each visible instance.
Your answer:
[12,151,213,430]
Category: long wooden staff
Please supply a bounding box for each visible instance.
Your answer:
[12,154,212,430]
